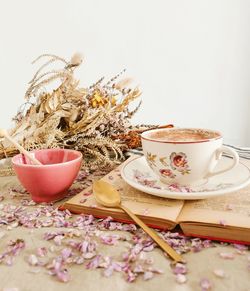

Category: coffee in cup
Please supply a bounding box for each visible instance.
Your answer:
[141,128,239,186]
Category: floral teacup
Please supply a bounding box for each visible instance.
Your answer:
[141,128,239,186]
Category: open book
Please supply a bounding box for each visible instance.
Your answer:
[61,158,250,244]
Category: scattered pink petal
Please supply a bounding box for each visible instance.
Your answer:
[5,256,14,266]
[79,199,87,204]
[61,248,72,260]
[200,278,212,290]
[143,271,154,280]
[213,269,226,278]
[54,235,64,246]
[56,269,70,283]
[100,234,120,245]
[176,274,187,284]
[219,219,226,226]
[142,208,149,215]
[37,247,47,257]
[233,244,248,251]
[28,254,39,266]
[173,263,187,275]
[126,270,137,282]
[219,252,235,260]
[86,255,101,269]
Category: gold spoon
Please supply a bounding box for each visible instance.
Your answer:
[0,129,42,165]
[93,180,184,263]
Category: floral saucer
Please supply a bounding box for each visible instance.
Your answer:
[121,156,250,200]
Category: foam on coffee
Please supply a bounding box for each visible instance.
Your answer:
[147,129,220,142]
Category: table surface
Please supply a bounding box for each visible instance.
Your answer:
[0,165,249,291]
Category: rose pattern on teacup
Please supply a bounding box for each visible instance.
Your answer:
[169,152,191,175]
[146,151,191,179]
[159,169,176,179]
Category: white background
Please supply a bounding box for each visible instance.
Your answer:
[0,0,249,145]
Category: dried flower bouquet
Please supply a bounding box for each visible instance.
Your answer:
[0,53,144,169]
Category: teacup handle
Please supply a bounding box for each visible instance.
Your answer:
[207,145,239,178]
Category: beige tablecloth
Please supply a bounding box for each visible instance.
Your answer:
[0,173,249,291]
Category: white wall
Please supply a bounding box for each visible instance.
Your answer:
[0,0,249,145]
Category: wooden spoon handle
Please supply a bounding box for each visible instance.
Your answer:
[120,205,184,262]
[4,134,42,165]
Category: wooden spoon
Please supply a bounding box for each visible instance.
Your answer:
[93,180,184,263]
[0,129,42,165]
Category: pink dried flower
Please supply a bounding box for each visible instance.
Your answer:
[61,248,72,260]
[143,271,153,280]
[213,269,225,278]
[54,235,64,246]
[86,255,101,269]
[73,256,84,265]
[219,219,226,226]
[126,270,137,282]
[0,239,25,266]
[5,256,14,266]
[133,264,144,273]
[37,247,47,257]
[142,208,149,215]
[176,274,187,284]
[56,269,70,283]
[103,266,114,277]
[233,244,248,251]
[200,278,212,290]
[100,234,120,245]
[173,263,188,275]
[219,252,235,259]
[48,258,70,283]
[28,254,39,266]
[143,243,154,252]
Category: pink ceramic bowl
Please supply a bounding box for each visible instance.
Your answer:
[12,149,82,203]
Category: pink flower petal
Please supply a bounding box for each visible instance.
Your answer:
[37,247,47,257]
[28,254,39,266]
[219,252,235,260]
[213,269,226,278]
[219,219,226,226]
[173,263,187,275]
[200,278,212,290]
[176,274,187,284]
[143,271,154,280]
[56,269,70,282]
